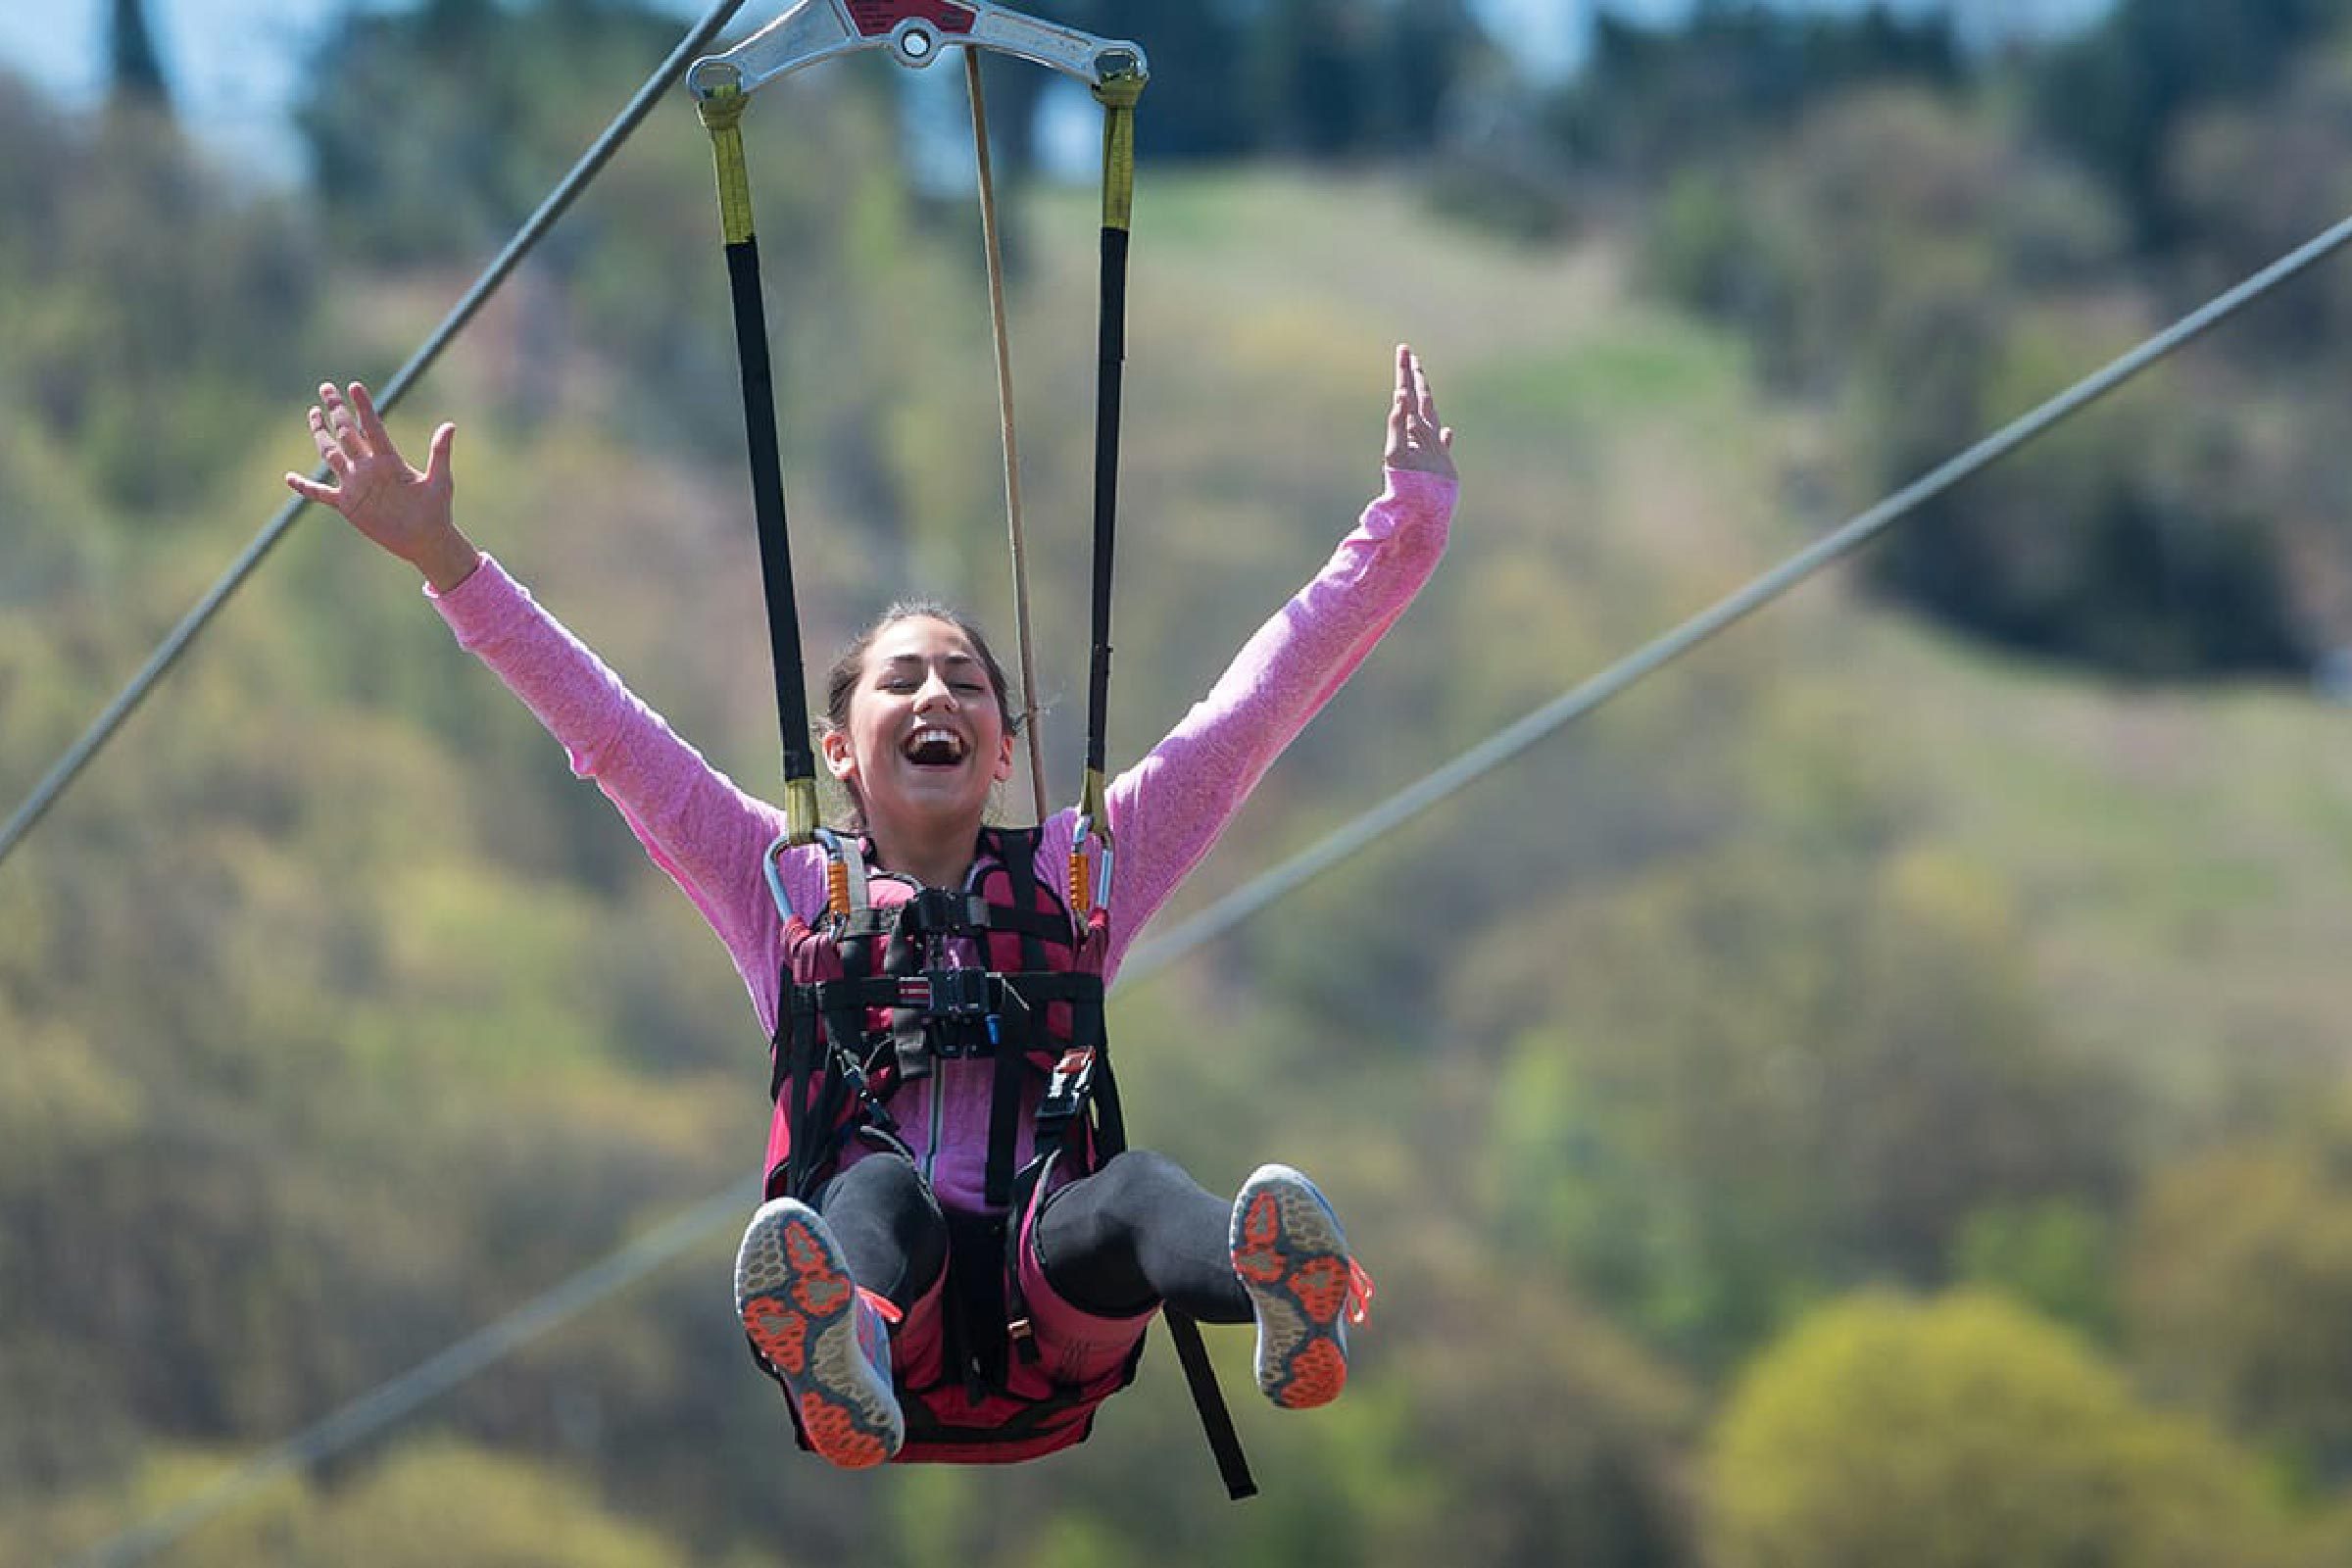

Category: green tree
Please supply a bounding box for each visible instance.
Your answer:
[0,71,318,511]
[1471,840,2129,1370]
[1709,1291,2295,1568]
[2034,0,2352,242]
[2127,1127,2352,1482]
[1646,85,2313,679]
[1547,0,1964,180]
[163,1439,690,1567]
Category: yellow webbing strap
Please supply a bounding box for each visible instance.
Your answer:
[697,81,758,247]
[784,775,821,852]
[1094,68,1143,234]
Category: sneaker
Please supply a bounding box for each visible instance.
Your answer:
[1228,1164,1375,1410]
[735,1197,905,1468]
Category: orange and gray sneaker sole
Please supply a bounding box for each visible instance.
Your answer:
[1230,1164,1359,1410]
[735,1197,905,1468]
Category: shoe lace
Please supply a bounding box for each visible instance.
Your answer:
[857,1287,905,1326]
[1346,1259,1375,1326]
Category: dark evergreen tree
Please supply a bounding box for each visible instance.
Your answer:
[108,0,172,111]
[2034,0,2352,243]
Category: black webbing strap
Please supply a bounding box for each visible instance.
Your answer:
[783,924,886,1200]
[1167,1309,1255,1500]
[1084,222,1126,780]
[1082,68,1140,788]
[699,85,819,841]
[721,236,816,790]
[985,830,1047,1207]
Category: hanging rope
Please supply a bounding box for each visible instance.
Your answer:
[964,51,1053,823]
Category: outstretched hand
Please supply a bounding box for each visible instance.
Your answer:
[1384,344,1456,480]
[286,381,478,591]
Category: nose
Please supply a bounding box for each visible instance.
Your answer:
[912,667,957,711]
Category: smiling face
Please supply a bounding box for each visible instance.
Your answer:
[820,612,1015,842]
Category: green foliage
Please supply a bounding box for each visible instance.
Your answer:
[2162,51,2352,362]
[0,74,319,513]
[2126,1123,2352,1484]
[2034,0,2352,242]
[1054,0,1486,165]
[1642,79,2322,679]
[1953,1197,2121,1343]
[1470,839,2131,1370]
[112,1438,689,1568]
[1869,310,2310,679]
[1708,1291,2296,1568]
[1546,1,1966,180]
[294,0,680,264]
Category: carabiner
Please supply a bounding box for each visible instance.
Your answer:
[1069,802,1113,923]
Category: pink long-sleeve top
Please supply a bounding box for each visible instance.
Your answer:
[431,467,1454,1212]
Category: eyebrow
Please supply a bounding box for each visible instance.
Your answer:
[877,652,979,671]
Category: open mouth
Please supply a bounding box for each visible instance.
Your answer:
[902,726,968,767]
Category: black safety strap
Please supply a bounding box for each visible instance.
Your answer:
[697,86,817,807]
[723,236,815,792]
[1082,70,1140,786]
[985,830,1048,1208]
[1084,235,1125,778]
[1168,1309,1255,1500]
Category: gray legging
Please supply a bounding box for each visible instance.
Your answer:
[816,1148,1252,1323]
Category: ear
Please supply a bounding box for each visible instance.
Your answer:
[821,727,858,782]
[991,731,1015,785]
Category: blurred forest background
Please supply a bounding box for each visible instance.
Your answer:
[11,0,2352,1562]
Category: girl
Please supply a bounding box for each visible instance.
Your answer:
[290,345,1456,1471]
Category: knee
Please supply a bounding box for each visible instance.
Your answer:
[835,1152,937,1214]
[1098,1148,1212,1204]
[828,1155,947,1281]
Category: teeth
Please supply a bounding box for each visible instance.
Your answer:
[906,727,965,760]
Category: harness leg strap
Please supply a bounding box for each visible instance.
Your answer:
[1166,1308,1255,1500]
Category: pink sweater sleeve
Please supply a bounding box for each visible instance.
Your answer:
[426,462,1450,1009]
[427,558,820,1030]
[1097,466,1455,976]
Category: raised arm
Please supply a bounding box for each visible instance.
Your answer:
[289,383,811,984]
[1099,346,1458,971]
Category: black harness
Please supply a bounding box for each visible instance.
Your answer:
[760,826,1250,1492]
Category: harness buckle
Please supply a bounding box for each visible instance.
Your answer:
[1040,1048,1095,1121]
[918,967,991,1019]
[909,886,971,934]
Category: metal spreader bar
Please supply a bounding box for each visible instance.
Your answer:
[689,0,1145,97]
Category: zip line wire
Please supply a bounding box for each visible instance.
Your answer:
[1126,202,2352,977]
[70,200,2352,1566]
[70,1184,761,1568]
[0,0,757,872]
